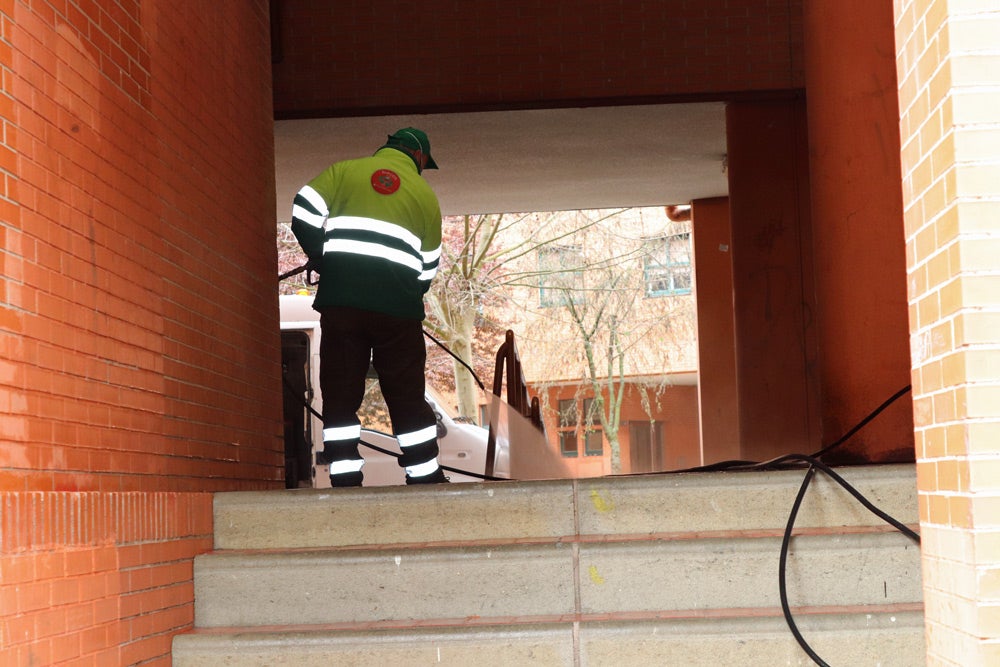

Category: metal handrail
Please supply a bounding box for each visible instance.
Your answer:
[485,329,545,478]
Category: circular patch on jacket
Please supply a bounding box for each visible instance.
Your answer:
[371,169,401,194]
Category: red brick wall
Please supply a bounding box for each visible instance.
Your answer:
[3,0,281,493]
[272,0,805,117]
[1,1,278,664]
[0,493,213,666]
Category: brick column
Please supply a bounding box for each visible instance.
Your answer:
[894,1,1000,663]
[691,197,740,465]
[726,99,821,461]
[803,0,914,464]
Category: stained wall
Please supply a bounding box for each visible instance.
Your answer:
[0,2,280,664]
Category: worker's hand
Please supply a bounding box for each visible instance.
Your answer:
[306,257,321,285]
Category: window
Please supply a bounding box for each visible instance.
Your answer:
[539,245,584,307]
[557,399,578,457]
[556,397,605,458]
[645,232,692,297]
[582,398,603,456]
[559,431,578,457]
[585,430,604,457]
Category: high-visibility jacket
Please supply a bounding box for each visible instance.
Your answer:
[291,147,442,320]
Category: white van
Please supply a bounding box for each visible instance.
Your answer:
[279,293,508,487]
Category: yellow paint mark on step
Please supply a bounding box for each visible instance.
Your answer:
[588,565,605,585]
[590,489,614,512]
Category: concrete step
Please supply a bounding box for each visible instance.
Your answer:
[173,611,926,666]
[176,464,923,665]
[211,464,919,550]
[193,531,921,628]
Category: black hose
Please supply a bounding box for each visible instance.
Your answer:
[774,453,920,666]
[676,385,913,474]
[779,465,830,667]
[422,328,486,391]
[810,385,912,459]
[278,259,320,284]
[668,385,919,666]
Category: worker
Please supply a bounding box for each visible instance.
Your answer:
[290,128,447,486]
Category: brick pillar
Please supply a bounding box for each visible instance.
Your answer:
[691,197,740,465]
[894,1,1000,664]
[803,0,914,464]
[726,99,821,461]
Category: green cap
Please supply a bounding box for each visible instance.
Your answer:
[383,127,439,170]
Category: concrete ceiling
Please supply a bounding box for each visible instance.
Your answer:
[274,102,729,219]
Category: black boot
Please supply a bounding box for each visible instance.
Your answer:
[330,471,364,487]
[405,468,449,485]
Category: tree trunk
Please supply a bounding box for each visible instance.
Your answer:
[607,431,621,474]
[451,307,479,421]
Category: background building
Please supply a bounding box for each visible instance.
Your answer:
[504,207,700,476]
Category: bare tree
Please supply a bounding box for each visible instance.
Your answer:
[424,213,509,419]
[425,209,630,421]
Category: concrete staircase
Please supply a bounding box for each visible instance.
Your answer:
[172,464,925,666]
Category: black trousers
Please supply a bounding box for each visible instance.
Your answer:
[318,306,439,475]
